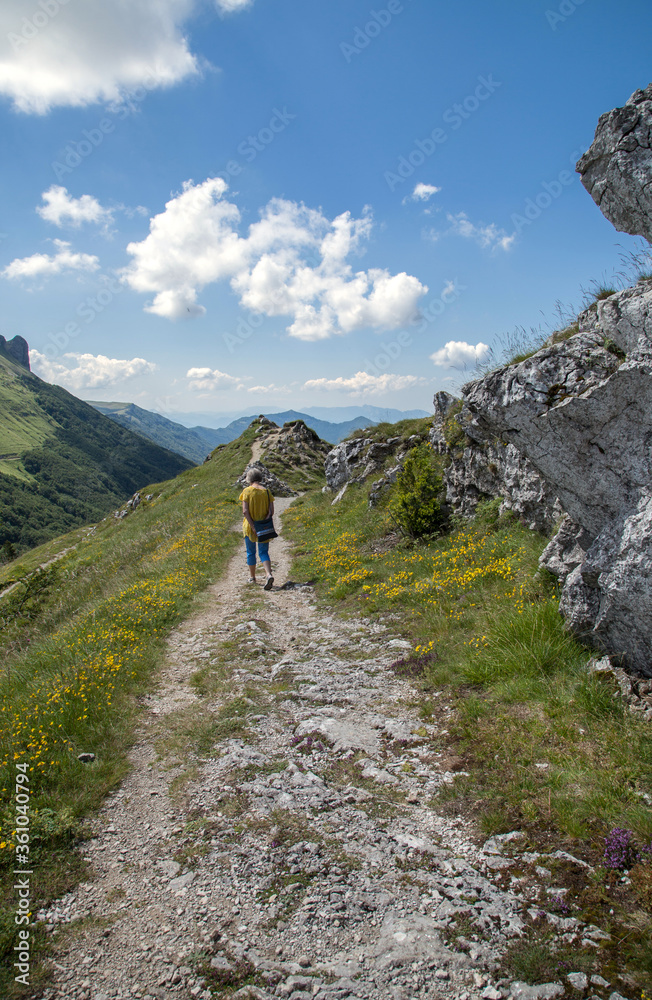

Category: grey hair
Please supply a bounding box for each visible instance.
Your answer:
[246,468,263,483]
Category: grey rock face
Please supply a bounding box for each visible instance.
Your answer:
[461,330,628,533]
[324,436,407,491]
[459,281,652,675]
[367,464,401,508]
[429,390,459,454]
[445,436,560,533]
[577,83,652,244]
[539,517,593,584]
[0,334,30,370]
[430,391,560,532]
[559,493,652,672]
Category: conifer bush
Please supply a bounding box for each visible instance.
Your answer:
[386,444,446,539]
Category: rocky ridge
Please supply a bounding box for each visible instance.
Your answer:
[251,417,332,487]
[321,87,652,678]
[391,87,652,677]
[456,257,652,672]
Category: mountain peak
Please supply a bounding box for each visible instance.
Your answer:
[0,335,30,370]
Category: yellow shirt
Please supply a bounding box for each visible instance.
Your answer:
[239,485,274,541]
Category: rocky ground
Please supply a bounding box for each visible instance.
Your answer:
[32,500,626,1000]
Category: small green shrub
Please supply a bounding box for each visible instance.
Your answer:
[387,445,446,539]
[603,338,626,360]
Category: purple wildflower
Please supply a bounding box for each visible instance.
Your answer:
[603,827,640,870]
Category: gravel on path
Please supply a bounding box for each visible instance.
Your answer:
[32,498,613,1000]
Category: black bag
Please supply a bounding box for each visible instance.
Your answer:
[253,490,278,541]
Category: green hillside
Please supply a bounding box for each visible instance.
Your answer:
[0,356,194,555]
[87,400,211,465]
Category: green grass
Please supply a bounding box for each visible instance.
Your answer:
[0,432,257,997]
[345,415,433,446]
[0,365,55,460]
[593,285,617,300]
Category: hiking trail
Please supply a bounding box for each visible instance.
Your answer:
[34,499,606,1000]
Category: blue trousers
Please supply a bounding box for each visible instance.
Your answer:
[245,536,270,566]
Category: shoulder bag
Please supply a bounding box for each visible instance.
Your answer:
[253,489,278,541]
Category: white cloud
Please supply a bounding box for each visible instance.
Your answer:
[303,371,428,395]
[2,239,100,279]
[446,212,515,252]
[246,383,293,394]
[37,186,113,228]
[122,178,244,319]
[215,0,253,11]
[122,178,428,339]
[0,0,207,114]
[429,340,490,368]
[30,350,157,389]
[408,183,441,202]
[186,366,244,391]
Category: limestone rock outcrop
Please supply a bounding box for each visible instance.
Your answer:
[458,279,652,675]
[324,435,414,491]
[0,334,30,370]
[430,391,561,533]
[577,83,652,244]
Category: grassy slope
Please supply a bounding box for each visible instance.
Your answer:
[0,425,265,997]
[0,360,194,553]
[0,365,55,478]
[283,465,652,991]
[87,400,211,465]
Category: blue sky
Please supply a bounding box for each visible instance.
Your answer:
[0,0,650,424]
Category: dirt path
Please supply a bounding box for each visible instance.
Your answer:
[250,430,280,464]
[33,501,608,1000]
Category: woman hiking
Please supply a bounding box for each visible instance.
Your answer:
[239,468,275,589]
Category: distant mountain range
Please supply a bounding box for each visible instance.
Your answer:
[192,410,376,448]
[86,401,213,465]
[0,338,193,553]
[303,405,431,423]
[86,403,431,462]
[87,404,382,461]
[163,404,431,429]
